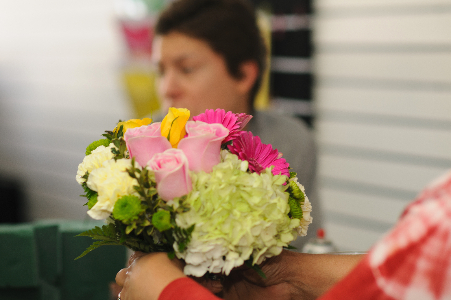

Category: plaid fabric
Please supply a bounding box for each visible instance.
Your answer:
[320,170,451,300]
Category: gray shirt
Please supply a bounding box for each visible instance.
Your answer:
[247,110,322,250]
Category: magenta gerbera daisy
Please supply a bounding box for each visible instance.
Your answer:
[192,109,252,143]
[228,131,290,176]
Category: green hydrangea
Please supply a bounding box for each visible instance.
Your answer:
[85,139,111,155]
[112,195,143,221]
[174,151,299,277]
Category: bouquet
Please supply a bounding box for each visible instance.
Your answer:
[76,107,312,277]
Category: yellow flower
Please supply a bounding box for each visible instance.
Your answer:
[114,118,152,134]
[161,107,190,147]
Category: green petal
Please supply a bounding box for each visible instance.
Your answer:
[289,180,304,203]
[288,196,303,219]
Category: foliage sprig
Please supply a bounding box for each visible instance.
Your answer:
[287,176,305,220]
[102,124,127,160]
[77,157,194,260]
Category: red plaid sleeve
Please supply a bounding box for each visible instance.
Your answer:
[320,170,451,300]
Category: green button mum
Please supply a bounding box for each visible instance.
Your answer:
[85,138,111,155]
[112,195,143,221]
[152,210,172,232]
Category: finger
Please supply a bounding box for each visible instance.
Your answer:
[115,268,128,287]
[110,282,122,299]
[119,287,129,300]
[201,279,224,295]
[127,251,146,266]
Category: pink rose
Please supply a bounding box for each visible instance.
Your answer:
[124,122,172,167]
[178,121,229,173]
[147,149,192,201]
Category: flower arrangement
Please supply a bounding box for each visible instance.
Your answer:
[76,108,312,277]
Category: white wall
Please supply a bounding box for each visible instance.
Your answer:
[313,0,451,251]
[0,0,133,220]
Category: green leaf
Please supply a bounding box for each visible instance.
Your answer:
[86,193,98,209]
[141,219,151,227]
[173,224,195,253]
[75,240,121,260]
[81,180,96,200]
[116,124,124,139]
[126,223,136,234]
[284,245,297,250]
[135,226,145,235]
[102,132,112,140]
[244,259,267,279]
[77,224,118,241]
[166,116,180,141]
[75,223,126,259]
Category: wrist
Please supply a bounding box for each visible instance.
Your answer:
[288,252,364,299]
[277,250,315,299]
[137,253,186,300]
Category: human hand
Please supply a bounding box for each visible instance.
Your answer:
[188,250,305,300]
[115,250,363,300]
[115,252,185,300]
[200,250,364,300]
[220,250,306,300]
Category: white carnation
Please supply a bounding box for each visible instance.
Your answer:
[297,195,313,236]
[76,143,116,184]
[87,158,138,220]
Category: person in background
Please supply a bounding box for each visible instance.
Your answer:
[116,168,451,300]
[152,0,322,250]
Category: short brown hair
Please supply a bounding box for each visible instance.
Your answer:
[155,0,267,108]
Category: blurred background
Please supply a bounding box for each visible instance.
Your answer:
[0,0,450,253]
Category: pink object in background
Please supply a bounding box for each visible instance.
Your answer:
[120,18,154,55]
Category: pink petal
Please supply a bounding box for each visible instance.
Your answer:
[228,131,289,176]
[192,109,252,144]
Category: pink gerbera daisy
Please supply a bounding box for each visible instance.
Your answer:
[228,131,290,176]
[193,109,252,143]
